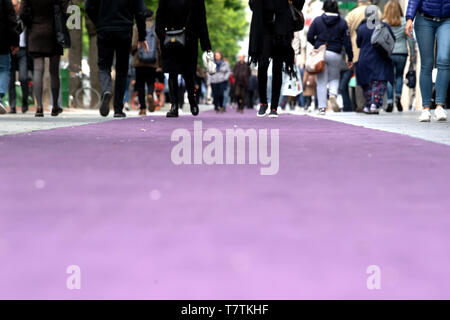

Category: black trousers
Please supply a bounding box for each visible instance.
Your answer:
[258,56,283,109]
[135,67,156,110]
[8,48,29,109]
[97,30,132,113]
[168,72,196,109]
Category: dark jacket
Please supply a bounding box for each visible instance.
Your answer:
[307,13,353,62]
[406,0,450,19]
[233,61,251,87]
[0,0,19,54]
[155,0,211,74]
[248,0,304,75]
[356,21,394,86]
[20,0,68,56]
[85,0,146,41]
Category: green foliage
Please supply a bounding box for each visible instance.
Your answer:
[205,0,248,62]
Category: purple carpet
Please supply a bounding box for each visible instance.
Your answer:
[1,111,450,299]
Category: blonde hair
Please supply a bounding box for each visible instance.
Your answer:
[383,0,403,27]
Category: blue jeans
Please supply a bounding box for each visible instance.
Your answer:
[387,54,407,103]
[0,54,11,97]
[414,14,450,107]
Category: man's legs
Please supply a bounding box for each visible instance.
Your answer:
[17,49,29,112]
[0,54,11,114]
[113,32,132,114]
[8,54,18,112]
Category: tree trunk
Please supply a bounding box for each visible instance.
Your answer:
[86,16,101,108]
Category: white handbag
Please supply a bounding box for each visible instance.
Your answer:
[202,51,216,75]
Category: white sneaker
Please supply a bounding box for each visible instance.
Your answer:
[329,95,340,112]
[434,107,447,121]
[419,109,432,122]
[363,106,370,114]
[370,104,379,114]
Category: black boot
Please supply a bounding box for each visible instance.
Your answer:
[386,103,393,113]
[166,104,179,117]
[396,96,403,112]
[51,106,63,117]
[8,107,17,114]
[188,94,199,116]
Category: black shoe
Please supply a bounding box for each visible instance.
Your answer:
[51,106,63,117]
[100,91,112,117]
[114,112,126,118]
[257,103,268,117]
[189,96,199,116]
[396,97,403,112]
[8,107,17,114]
[386,103,393,113]
[166,104,179,118]
[268,108,278,118]
[35,107,44,117]
[22,105,28,113]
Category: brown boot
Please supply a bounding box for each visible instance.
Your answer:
[147,95,155,112]
[139,109,147,116]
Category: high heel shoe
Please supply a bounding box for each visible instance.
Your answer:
[51,106,63,117]
[166,104,179,118]
[35,107,44,117]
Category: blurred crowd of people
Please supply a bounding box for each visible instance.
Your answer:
[0,0,448,122]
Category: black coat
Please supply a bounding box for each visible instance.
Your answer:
[155,0,211,74]
[356,21,394,86]
[248,0,304,75]
[20,0,69,57]
[0,0,19,54]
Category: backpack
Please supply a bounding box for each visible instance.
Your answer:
[138,24,157,64]
[370,23,395,58]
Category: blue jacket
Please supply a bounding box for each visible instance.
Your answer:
[307,13,354,62]
[356,21,394,86]
[406,0,450,19]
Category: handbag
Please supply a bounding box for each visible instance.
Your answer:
[163,4,191,49]
[288,0,304,32]
[370,23,395,58]
[305,44,327,74]
[202,51,216,75]
[54,0,71,48]
[305,17,328,74]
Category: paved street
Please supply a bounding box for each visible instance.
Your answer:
[0,108,449,299]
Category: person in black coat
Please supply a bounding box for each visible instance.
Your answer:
[356,5,394,114]
[0,0,19,114]
[249,0,305,118]
[20,0,69,117]
[156,0,211,118]
[86,0,148,118]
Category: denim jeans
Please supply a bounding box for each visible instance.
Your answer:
[9,48,29,108]
[386,54,407,103]
[414,14,450,107]
[0,54,11,97]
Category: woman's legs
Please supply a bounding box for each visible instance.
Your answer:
[415,14,437,108]
[49,55,61,109]
[135,67,146,110]
[257,57,270,105]
[33,57,45,109]
[316,64,328,110]
[435,18,450,107]
[271,56,283,111]
[211,83,220,111]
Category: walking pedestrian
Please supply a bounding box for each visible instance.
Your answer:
[21,0,66,117]
[346,0,380,112]
[249,0,305,118]
[0,0,19,115]
[209,51,231,113]
[8,0,29,114]
[384,0,416,113]
[131,8,161,116]
[233,54,251,113]
[86,0,148,118]
[406,0,450,122]
[356,5,394,114]
[155,0,212,118]
[307,0,353,115]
